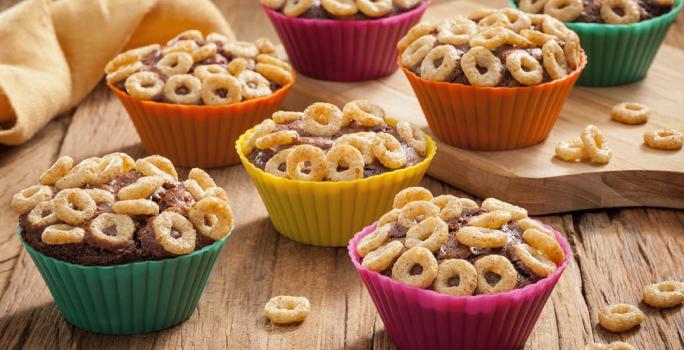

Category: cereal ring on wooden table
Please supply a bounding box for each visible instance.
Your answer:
[343,100,385,127]
[89,213,135,247]
[264,296,310,324]
[434,259,478,296]
[357,224,391,257]
[326,144,364,181]
[393,187,433,209]
[200,74,242,105]
[461,46,503,87]
[420,45,462,82]
[265,149,292,178]
[157,52,194,76]
[581,125,612,164]
[113,199,160,216]
[372,133,407,169]
[400,35,437,68]
[357,0,392,17]
[163,74,202,104]
[598,304,645,333]
[586,342,636,350]
[431,195,463,221]
[125,71,164,100]
[257,54,292,72]
[468,8,497,21]
[474,255,518,294]
[544,0,583,22]
[611,102,650,125]
[224,41,259,58]
[397,23,436,52]
[519,0,548,13]
[260,0,286,9]
[467,210,513,229]
[437,17,477,46]
[362,240,404,272]
[303,102,344,136]
[106,61,143,84]
[398,200,440,228]
[514,243,557,277]
[41,224,85,245]
[395,0,422,9]
[118,176,165,200]
[506,50,543,86]
[153,211,196,255]
[227,58,248,76]
[392,246,438,288]
[643,281,684,308]
[523,228,565,264]
[238,70,272,100]
[272,111,303,124]
[482,198,528,220]
[286,145,328,181]
[516,218,554,237]
[39,156,73,186]
[52,189,97,225]
[555,137,590,162]
[601,0,640,24]
[470,26,508,50]
[643,129,683,150]
[189,197,234,240]
[136,155,178,181]
[396,121,427,156]
[542,40,568,80]
[505,29,534,48]
[105,51,139,74]
[456,226,508,248]
[334,133,375,164]
[477,12,511,30]
[322,0,358,16]
[27,201,59,227]
[184,179,206,201]
[245,119,277,154]
[501,8,533,32]
[192,43,217,63]
[255,37,277,55]
[206,32,230,44]
[256,63,293,87]
[84,189,115,206]
[520,29,556,46]
[189,168,216,190]
[405,217,448,252]
[542,15,574,40]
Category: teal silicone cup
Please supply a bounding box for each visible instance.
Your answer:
[509,0,683,86]
[19,229,228,334]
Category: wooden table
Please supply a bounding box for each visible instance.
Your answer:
[0,0,682,349]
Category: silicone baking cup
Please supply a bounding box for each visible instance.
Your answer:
[509,0,683,86]
[403,53,586,151]
[348,222,572,350]
[236,120,436,247]
[109,79,293,168]
[19,228,229,334]
[262,0,431,81]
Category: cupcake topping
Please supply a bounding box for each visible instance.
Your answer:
[261,0,425,19]
[517,0,674,24]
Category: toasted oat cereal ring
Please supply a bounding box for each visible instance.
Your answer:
[189,197,234,240]
[192,43,217,62]
[555,137,590,162]
[505,29,534,48]
[393,187,433,209]
[184,179,205,201]
[260,0,286,9]
[153,211,196,255]
[461,46,503,87]
[27,201,59,227]
[482,198,528,220]
[523,228,565,264]
[515,243,557,277]
[378,208,401,227]
[581,125,612,164]
[611,102,650,125]
[398,23,436,52]
[372,133,407,169]
[52,189,97,225]
[87,155,124,186]
[362,240,404,272]
[519,0,548,13]
[201,74,242,105]
[437,17,477,46]
[598,304,645,333]
[105,51,139,74]
[168,30,204,45]
[118,176,165,200]
[272,111,303,124]
[125,71,164,101]
[474,255,517,294]
[227,58,248,75]
[401,35,437,68]
[265,149,292,178]
[256,130,299,150]
[257,54,292,72]
[283,0,315,16]
[163,74,202,104]
[55,165,92,189]
[303,102,344,136]
[205,187,229,203]
[456,226,508,248]
[542,15,574,40]
[405,217,448,252]
[207,32,230,44]
[90,213,135,247]
[104,152,135,172]
[286,145,328,181]
[644,129,683,150]
[256,63,293,87]
[431,195,463,221]
[84,189,115,206]
[470,26,508,50]
[607,342,636,350]
[106,61,143,84]
[501,8,533,32]
[542,40,568,80]
[224,41,260,58]
[321,0,358,16]
[601,0,640,24]
[506,50,543,86]
[39,156,74,186]
[189,168,217,190]
[238,70,272,100]
[467,210,513,229]
[395,0,421,9]
[392,246,438,288]
[477,12,511,30]
[255,37,277,55]
[334,132,375,164]
[113,199,160,216]
[528,13,547,25]
[565,37,581,70]
[398,200,440,228]
[136,155,178,181]
[357,224,391,257]
[544,0,583,22]
[459,198,479,209]
[41,224,85,245]
[468,8,497,21]
[420,45,462,82]
[157,52,194,77]
[326,144,364,181]
[520,29,556,46]
[162,39,198,57]
[433,259,478,296]
[357,0,392,17]
[245,119,277,154]
[264,295,310,324]
[643,281,684,308]
[343,100,385,127]
[516,218,554,237]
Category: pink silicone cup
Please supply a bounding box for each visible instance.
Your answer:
[348,221,572,350]
[262,0,431,81]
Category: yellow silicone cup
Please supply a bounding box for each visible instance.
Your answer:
[236,119,437,247]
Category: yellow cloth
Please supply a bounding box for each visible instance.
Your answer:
[0,0,234,145]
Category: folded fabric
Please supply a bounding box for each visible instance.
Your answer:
[0,0,234,145]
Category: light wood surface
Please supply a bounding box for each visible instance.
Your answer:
[0,0,682,349]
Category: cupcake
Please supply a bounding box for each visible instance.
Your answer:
[236,100,436,246]
[106,30,295,168]
[348,187,571,350]
[510,0,683,86]
[10,153,233,334]
[260,0,432,81]
[399,8,586,150]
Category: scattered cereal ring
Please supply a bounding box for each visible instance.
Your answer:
[106,61,143,84]
[501,8,533,32]
[321,0,358,16]
[470,26,508,50]
[255,63,293,87]
[162,40,199,56]
[52,189,97,225]
[136,155,178,181]
[643,129,682,150]
[105,51,139,74]
[437,17,477,46]
[542,40,568,80]
[201,74,242,105]
[357,0,392,17]
[393,187,433,209]
[362,240,404,272]
[260,0,286,10]
[523,228,565,264]
[11,185,53,215]
[224,41,259,58]
[586,342,636,350]
[189,197,234,240]
[41,224,85,245]
[227,58,248,75]
[118,176,165,200]
[433,259,478,296]
[420,45,461,82]
[405,217,448,252]
[238,70,272,100]
[303,102,343,137]
[398,200,440,228]
[333,133,375,164]
[153,211,196,255]
[194,64,228,81]
[555,137,590,162]
[581,125,612,164]
[431,195,463,221]
[372,133,407,169]
[598,304,645,333]
[27,201,59,227]
[125,71,164,100]
[265,149,292,178]
[163,74,202,104]
[192,43,217,62]
[326,144,364,181]
[113,199,160,216]
[392,246,438,288]
[506,50,543,86]
[544,0,583,22]
[474,255,518,294]
[515,243,557,277]
[89,213,135,247]
[401,35,437,68]
[255,37,277,55]
[189,168,216,190]
[343,100,385,127]
[286,145,328,181]
[264,296,310,324]
[39,156,73,186]
[467,210,513,229]
[611,102,650,125]
[397,23,435,52]
[519,0,548,13]
[244,119,277,154]
[378,209,401,227]
[257,54,293,72]
[461,46,503,87]
[482,198,528,220]
[456,226,508,248]
[157,52,194,76]
[642,281,684,308]
[520,29,556,46]
[272,111,303,124]
[600,0,640,24]
[357,224,391,257]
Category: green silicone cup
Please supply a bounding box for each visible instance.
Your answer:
[19,228,229,335]
[509,0,682,86]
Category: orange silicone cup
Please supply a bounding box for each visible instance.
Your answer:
[109,78,294,168]
[403,53,586,151]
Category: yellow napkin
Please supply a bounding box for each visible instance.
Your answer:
[0,0,234,145]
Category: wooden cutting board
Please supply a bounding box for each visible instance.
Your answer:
[283,0,684,215]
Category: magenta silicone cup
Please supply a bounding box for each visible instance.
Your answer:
[348,221,572,350]
[262,0,431,81]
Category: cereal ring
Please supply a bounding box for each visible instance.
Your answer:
[542,15,574,40]
[516,218,554,237]
[41,224,85,245]
[397,23,436,52]
[607,342,636,350]
[523,228,565,264]
[420,45,461,82]
[184,179,205,201]
[482,198,528,220]
[555,137,590,162]
[125,71,164,101]
[303,102,344,137]
[189,197,234,240]
[643,281,684,308]
[87,155,124,186]
[601,0,640,24]
[519,0,548,13]
[163,74,202,104]
[392,246,438,288]
[189,168,216,190]
[505,29,534,48]
[105,51,139,74]
[581,125,612,164]
[398,200,440,228]
[456,226,508,248]
[136,155,178,181]
[477,12,511,29]
[474,255,518,294]
[89,213,135,247]
[223,41,259,58]
[255,37,277,55]
[40,156,73,186]
[467,210,513,229]
[362,240,404,272]
[52,189,97,225]
[378,208,401,227]
[106,61,143,84]
[611,102,650,125]
[433,259,478,296]
[528,13,548,25]
[326,144,364,181]
[372,133,407,169]
[395,0,421,9]
[255,63,293,86]
[260,0,286,10]
[431,195,463,221]
[205,187,229,203]
[206,32,230,44]
[272,111,302,124]
[520,29,556,46]
[564,36,582,70]
[321,0,358,16]
[283,0,315,17]
[393,187,433,209]
[192,43,217,62]
[201,74,242,105]
[227,58,248,75]
[514,243,557,277]
[11,185,53,215]
[461,46,503,87]
[544,0,583,22]
[357,224,391,257]
[265,149,292,178]
[118,176,165,200]
[470,26,508,50]
[459,198,479,209]
[153,211,196,255]
[357,0,392,17]
[343,100,385,127]
[506,50,543,86]
[256,130,299,150]
[542,40,568,80]
[238,70,272,100]
[644,129,683,150]
[598,304,645,333]
[194,64,228,82]
[264,296,310,324]
[244,119,277,154]
[437,17,477,46]
[468,8,497,21]
[113,199,160,216]
[168,30,204,44]
[156,52,193,76]
[256,54,293,72]
[400,35,437,68]
[334,133,375,164]
[286,145,328,181]
[405,217,448,252]
[104,152,135,172]
[501,8,533,32]
[84,189,114,207]
[27,201,59,227]
[55,164,92,189]
[162,40,198,57]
